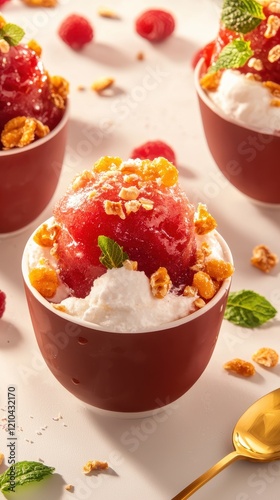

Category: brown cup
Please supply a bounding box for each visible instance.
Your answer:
[0,104,69,235]
[22,226,233,415]
[194,59,280,205]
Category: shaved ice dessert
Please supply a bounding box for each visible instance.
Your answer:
[0,18,69,150]
[198,0,280,133]
[26,156,234,332]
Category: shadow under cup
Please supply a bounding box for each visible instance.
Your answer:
[22,229,233,415]
[195,59,280,205]
[0,105,69,234]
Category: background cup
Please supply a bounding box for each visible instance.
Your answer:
[22,226,233,416]
[0,104,69,235]
[194,59,280,205]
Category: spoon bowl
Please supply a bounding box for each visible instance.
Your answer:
[172,388,280,499]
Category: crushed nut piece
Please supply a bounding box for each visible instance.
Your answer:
[245,72,262,81]
[1,116,49,149]
[194,297,206,309]
[194,203,217,235]
[104,200,125,219]
[119,186,140,200]
[265,14,280,38]
[91,77,115,92]
[27,39,42,57]
[268,1,280,13]
[263,80,280,96]
[270,98,280,106]
[97,7,120,19]
[200,71,221,91]
[33,223,61,247]
[53,304,68,313]
[123,259,138,271]
[29,267,59,299]
[223,358,255,377]
[252,347,279,367]
[150,267,172,298]
[21,0,57,6]
[268,44,280,62]
[205,259,234,281]
[83,460,109,474]
[192,271,217,300]
[72,170,93,190]
[139,197,154,210]
[137,51,145,60]
[0,39,9,54]
[65,484,74,492]
[183,285,197,297]
[251,244,278,272]
[50,75,69,102]
[191,243,211,272]
[247,57,264,70]
[124,200,141,215]
[123,173,139,183]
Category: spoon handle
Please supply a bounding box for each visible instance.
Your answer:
[171,451,242,499]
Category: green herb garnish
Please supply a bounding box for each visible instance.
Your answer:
[224,290,277,328]
[208,39,253,73]
[98,235,129,269]
[0,23,25,47]
[221,0,265,34]
[0,461,55,492]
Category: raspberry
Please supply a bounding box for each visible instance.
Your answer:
[135,9,175,42]
[0,0,10,5]
[191,41,215,70]
[58,14,94,50]
[130,140,176,165]
[0,290,6,318]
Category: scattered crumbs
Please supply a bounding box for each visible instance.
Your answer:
[52,413,63,421]
[97,7,120,19]
[25,439,34,444]
[136,51,145,61]
[77,85,86,91]
[30,415,34,419]
[65,484,74,492]
[91,77,115,92]
[36,431,42,435]
[0,453,4,465]
[82,460,109,474]
[38,458,45,463]
[63,423,68,427]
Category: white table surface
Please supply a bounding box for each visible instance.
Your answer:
[1,1,280,499]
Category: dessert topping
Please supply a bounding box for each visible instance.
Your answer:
[98,236,129,269]
[223,358,256,377]
[224,290,277,327]
[29,266,59,299]
[250,244,278,272]
[194,203,217,235]
[1,117,49,150]
[264,13,280,37]
[252,347,279,367]
[150,267,172,298]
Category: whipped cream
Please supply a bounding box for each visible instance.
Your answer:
[206,69,280,134]
[27,230,224,333]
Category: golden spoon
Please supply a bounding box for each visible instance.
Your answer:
[172,388,280,499]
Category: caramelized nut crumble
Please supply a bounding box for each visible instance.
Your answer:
[150,267,172,298]
[1,116,49,149]
[194,203,217,235]
[33,223,61,247]
[252,347,279,367]
[192,271,217,300]
[104,200,126,219]
[264,14,280,38]
[91,77,115,92]
[223,358,256,377]
[251,244,278,272]
[29,267,59,299]
[82,460,109,474]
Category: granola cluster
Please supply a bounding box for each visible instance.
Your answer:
[224,347,279,377]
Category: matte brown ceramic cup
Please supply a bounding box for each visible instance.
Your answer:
[0,104,69,235]
[22,227,233,415]
[195,59,280,205]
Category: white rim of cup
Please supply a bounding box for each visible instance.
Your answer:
[22,218,233,334]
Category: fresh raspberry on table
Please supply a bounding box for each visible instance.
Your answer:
[58,14,94,50]
[0,0,11,5]
[0,290,6,318]
[135,9,175,42]
[130,140,176,165]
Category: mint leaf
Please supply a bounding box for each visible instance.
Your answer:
[208,39,253,72]
[0,23,25,46]
[98,236,129,269]
[0,461,55,492]
[222,0,265,34]
[224,290,277,328]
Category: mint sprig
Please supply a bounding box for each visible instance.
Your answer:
[0,23,25,46]
[222,0,265,34]
[208,39,253,73]
[98,236,129,269]
[224,290,277,328]
[0,461,55,492]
